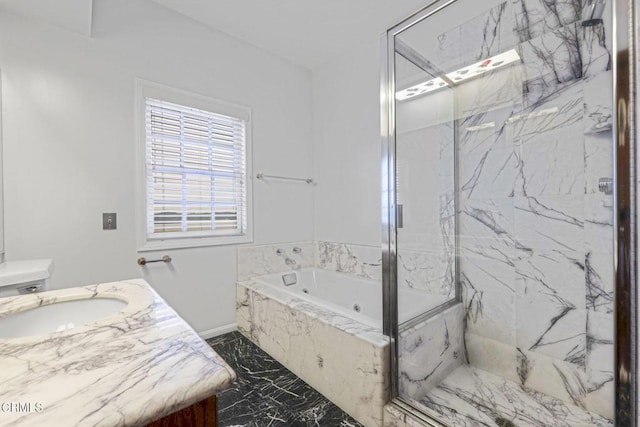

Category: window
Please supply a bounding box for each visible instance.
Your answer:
[136,80,252,250]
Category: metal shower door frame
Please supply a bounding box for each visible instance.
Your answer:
[381,0,639,424]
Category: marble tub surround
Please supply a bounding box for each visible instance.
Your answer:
[236,280,389,427]
[238,240,384,282]
[315,240,383,281]
[0,279,236,426]
[239,240,458,313]
[315,241,458,301]
[236,241,314,282]
[237,275,387,344]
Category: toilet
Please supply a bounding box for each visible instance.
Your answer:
[0,259,53,297]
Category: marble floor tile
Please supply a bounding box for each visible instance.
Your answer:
[207,331,363,427]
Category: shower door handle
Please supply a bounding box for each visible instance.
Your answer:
[397,204,404,229]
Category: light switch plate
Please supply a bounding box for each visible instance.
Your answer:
[103,213,117,230]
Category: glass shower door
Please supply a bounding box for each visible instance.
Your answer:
[393,47,457,323]
[386,0,618,425]
[392,37,463,408]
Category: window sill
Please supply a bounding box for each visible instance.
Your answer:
[138,234,253,252]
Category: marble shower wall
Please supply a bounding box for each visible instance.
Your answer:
[442,0,614,419]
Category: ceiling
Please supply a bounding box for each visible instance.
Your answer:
[0,0,431,69]
[0,0,93,37]
[149,0,430,69]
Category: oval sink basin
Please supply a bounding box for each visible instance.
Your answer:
[0,298,128,339]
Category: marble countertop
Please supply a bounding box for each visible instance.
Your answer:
[0,279,236,426]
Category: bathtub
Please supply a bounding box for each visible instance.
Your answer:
[236,268,449,427]
[251,268,450,328]
[251,268,381,328]
[237,268,387,426]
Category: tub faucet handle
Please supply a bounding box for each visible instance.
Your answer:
[285,258,297,268]
[293,247,302,254]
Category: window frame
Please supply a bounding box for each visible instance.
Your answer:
[135,79,253,252]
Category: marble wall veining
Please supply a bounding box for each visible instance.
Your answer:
[315,241,383,281]
[316,239,456,304]
[238,240,386,284]
[236,242,315,282]
[398,304,465,399]
[429,0,615,419]
[239,240,461,304]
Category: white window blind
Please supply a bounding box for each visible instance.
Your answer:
[145,97,247,241]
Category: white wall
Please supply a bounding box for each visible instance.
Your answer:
[310,0,512,248]
[312,40,382,247]
[0,0,314,335]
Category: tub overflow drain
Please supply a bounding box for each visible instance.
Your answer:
[302,288,309,294]
[353,304,361,312]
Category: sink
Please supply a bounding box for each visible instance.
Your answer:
[0,298,128,339]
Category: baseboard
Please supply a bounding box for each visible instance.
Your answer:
[198,323,237,340]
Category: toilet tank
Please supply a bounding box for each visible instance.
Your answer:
[0,259,53,298]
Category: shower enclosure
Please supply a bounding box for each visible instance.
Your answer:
[382,0,637,425]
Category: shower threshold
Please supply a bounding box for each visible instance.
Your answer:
[413,365,612,427]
